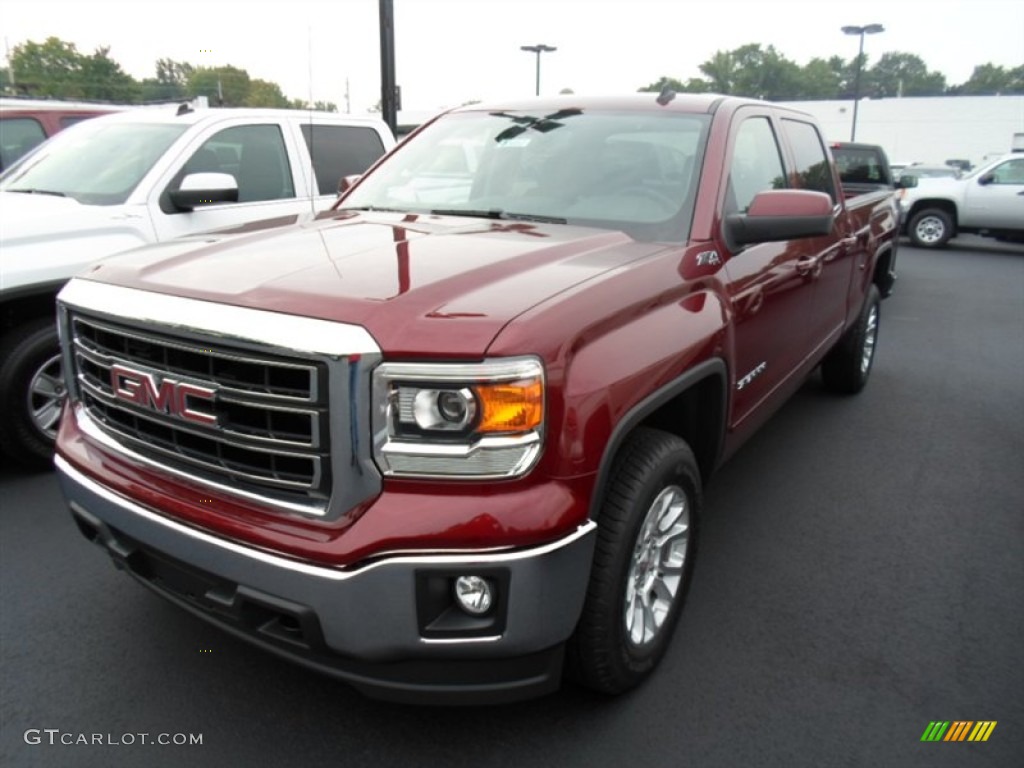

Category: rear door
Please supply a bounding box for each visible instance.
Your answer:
[718,109,820,428]
[779,117,857,355]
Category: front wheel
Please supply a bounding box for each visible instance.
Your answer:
[908,208,953,248]
[568,428,700,694]
[0,320,65,470]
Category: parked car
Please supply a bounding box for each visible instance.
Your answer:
[0,99,120,171]
[899,153,1024,247]
[0,106,395,468]
[829,141,914,297]
[900,163,961,182]
[55,93,898,703]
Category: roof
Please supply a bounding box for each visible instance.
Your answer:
[446,93,771,116]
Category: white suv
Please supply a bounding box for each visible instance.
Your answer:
[0,105,394,467]
[900,153,1024,248]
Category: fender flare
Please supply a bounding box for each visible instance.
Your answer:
[586,357,728,520]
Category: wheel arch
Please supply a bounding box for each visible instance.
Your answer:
[0,282,66,336]
[907,198,959,228]
[587,358,727,521]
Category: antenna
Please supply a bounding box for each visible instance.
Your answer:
[307,24,316,213]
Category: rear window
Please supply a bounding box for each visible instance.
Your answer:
[0,117,46,171]
[833,148,889,185]
[300,124,387,195]
[782,119,837,203]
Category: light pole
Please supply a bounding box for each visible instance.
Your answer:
[842,24,884,141]
[520,44,556,96]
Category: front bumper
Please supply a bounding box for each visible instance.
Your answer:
[56,456,597,704]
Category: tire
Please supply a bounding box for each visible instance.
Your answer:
[821,285,880,395]
[569,427,700,694]
[908,207,953,248]
[0,319,66,470]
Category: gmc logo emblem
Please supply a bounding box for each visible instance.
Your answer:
[110,365,218,427]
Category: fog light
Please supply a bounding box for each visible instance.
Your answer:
[453,575,493,615]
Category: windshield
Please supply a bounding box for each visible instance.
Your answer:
[340,108,711,243]
[0,120,188,205]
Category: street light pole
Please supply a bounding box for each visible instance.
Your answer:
[520,44,556,96]
[842,24,884,141]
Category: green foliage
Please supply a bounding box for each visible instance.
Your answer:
[10,37,85,98]
[637,41,1019,102]
[869,52,946,97]
[953,63,1024,95]
[246,79,291,108]
[289,99,339,112]
[78,47,138,101]
[187,65,251,106]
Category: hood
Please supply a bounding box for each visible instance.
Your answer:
[0,192,149,248]
[81,211,666,356]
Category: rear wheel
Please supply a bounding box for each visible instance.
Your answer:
[569,428,700,694]
[908,208,953,248]
[0,320,65,470]
[821,285,880,395]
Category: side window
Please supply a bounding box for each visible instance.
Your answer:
[782,119,837,203]
[726,117,786,214]
[989,158,1024,184]
[300,124,386,195]
[172,124,295,205]
[0,117,47,171]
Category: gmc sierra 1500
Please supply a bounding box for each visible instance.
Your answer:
[54,94,898,704]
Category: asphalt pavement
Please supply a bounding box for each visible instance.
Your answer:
[2,238,1022,768]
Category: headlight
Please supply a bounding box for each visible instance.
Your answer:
[372,357,544,478]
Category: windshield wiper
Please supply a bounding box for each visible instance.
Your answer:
[7,188,67,197]
[337,204,410,214]
[430,208,567,224]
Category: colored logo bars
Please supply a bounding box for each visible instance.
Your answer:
[921,721,997,742]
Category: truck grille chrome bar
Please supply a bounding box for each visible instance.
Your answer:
[69,313,328,500]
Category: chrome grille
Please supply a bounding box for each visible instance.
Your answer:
[69,314,330,501]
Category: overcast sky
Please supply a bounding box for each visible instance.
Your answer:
[2,0,1022,114]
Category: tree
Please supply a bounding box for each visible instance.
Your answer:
[140,58,193,102]
[954,63,1024,95]
[246,79,290,108]
[78,47,137,101]
[638,76,687,93]
[187,65,251,106]
[10,37,85,98]
[869,52,946,97]
[289,98,339,112]
[727,44,803,100]
[796,57,846,100]
[699,51,736,94]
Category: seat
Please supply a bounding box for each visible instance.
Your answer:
[236,137,293,202]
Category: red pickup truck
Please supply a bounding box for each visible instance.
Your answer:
[54,94,897,704]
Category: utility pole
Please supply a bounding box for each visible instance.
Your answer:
[379,0,397,136]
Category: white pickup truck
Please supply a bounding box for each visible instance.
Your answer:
[900,152,1024,248]
[0,106,394,467]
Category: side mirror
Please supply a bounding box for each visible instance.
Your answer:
[724,189,834,249]
[169,172,239,211]
[337,174,361,196]
[896,174,918,189]
[977,172,996,185]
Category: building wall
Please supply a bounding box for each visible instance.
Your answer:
[784,96,1024,167]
